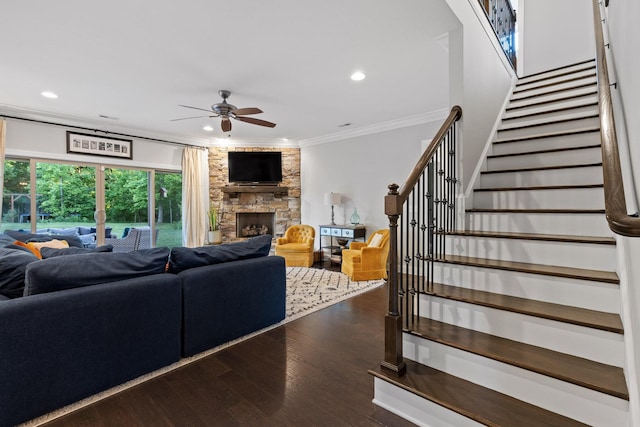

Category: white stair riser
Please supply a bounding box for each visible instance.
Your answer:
[404,334,629,427]
[497,116,600,139]
[432,262,620,313]
[501,104,598,128]
[416,295,625,366]
[480,166,603,188]
[492,130,601,155]
[487,146,601,170]
[517,63,595,86]
[508,85,597,109]
[473,187,604,210]
[511,76,596,100]
[503,96,598,119]
[443,235,616,271]
[465,211,611,237]
[373,378,484,427]
[515,68,597,92]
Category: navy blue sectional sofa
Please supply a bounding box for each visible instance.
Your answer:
[0,235,286,427]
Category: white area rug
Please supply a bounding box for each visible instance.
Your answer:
[23,267,385,426]
[286,267,386,321]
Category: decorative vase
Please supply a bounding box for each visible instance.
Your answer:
[208,230,222,244]
[350,208,360,225]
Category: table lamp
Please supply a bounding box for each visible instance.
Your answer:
[324,192,341,225]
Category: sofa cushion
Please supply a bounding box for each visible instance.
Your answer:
[0,233,16,248]
[24,247,171,296]
[77,226,93,235]
[169,234,272,274]
[39,244,114,259]
[0,248,40,298]
[4,230,83,248]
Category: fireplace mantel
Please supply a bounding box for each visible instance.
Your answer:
[222,185,289,198]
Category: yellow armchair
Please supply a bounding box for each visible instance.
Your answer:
[341,229,390,281]
[275,224,316,267]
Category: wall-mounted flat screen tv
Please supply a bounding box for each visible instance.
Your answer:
[228,151,283,184]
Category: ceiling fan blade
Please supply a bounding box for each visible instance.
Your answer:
[232,107,263,116]
[170,115,215,122]
[221,117,232,132]
[235,116,277,128]
[178,104,215,114]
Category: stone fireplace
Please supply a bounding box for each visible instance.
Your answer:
[208,146,301,242]
[236,212,275,238]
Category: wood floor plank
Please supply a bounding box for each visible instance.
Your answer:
[408,316,629,399]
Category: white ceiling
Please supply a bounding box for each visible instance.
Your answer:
[0,0,460,146]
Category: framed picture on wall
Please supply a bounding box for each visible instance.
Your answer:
[66,131,133,160]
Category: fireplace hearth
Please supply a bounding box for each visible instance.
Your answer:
[236,212,275,238]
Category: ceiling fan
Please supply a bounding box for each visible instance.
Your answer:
[171,90,276,132]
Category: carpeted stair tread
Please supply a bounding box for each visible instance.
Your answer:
[370,360,589,427]
[426,282,623,334]
[408,316,628,400]
[445,230,615,245]
[436,254,619,285]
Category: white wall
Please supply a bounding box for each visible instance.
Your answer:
[603,2,640,425]
[4,118,183,171]
[520,0,595,76]
[445,0,516,195]
[300,121,443,247]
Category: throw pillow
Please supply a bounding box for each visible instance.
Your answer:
[0,233,16,248]
[368,233,384,248]
[168,234,272,274]
[24,247,170,296]
[31,239,70,250]
[12,241,42,259]
[39,244,114,259]
[0,248,40,298]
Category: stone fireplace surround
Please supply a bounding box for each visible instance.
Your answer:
[208,146,301,242]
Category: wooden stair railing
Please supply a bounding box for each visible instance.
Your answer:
[592,0,640,237]
[382,105,462,375]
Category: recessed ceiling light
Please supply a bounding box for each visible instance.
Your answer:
[41,91,58,99]
[281,138,289,142]
[203,125,214,132]
[350,71,366,81]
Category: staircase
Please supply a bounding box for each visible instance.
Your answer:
[370,59,630,426]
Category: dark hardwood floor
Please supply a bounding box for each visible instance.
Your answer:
[42,261,415,427]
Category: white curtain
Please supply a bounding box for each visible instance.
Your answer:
[182,146,209,247]
[0,120,5,226]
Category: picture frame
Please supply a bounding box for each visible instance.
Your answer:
[66,131,133,160]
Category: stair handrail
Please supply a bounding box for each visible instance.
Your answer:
[592,0,640,237]
[382,105,462,375]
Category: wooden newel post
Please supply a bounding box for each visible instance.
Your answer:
[382,183,406,375]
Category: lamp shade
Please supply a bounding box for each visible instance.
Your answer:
[324,192,341,206]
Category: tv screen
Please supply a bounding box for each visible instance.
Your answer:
[228,151,283,184]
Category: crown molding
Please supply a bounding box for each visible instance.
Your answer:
[0,104,211,147]
[298,108,450,147]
